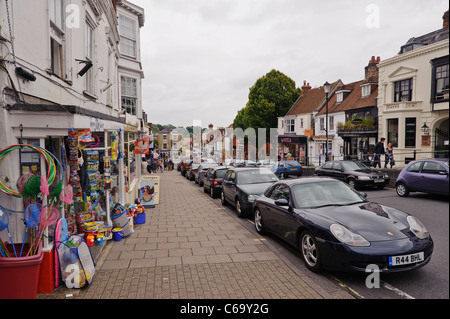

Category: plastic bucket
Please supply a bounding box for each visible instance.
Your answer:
[112,228,123,242]
[134,212,146,224]
[111,210,128,229]
[0,243,44,299]
[121,219,133,237]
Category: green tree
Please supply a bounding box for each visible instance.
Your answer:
[233,69,301,131]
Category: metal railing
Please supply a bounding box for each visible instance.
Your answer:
[298,150,448,167]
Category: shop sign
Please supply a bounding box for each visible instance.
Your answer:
[304,129,313,137]
[135,137,150,154]
[278,135,307,144]
[139,175,160,207]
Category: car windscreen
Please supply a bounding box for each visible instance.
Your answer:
[237,169,279,184]
[341,161,369,171]
[292,181,366,208]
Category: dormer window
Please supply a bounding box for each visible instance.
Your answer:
[336,92,343,103]
[361,84,371,97]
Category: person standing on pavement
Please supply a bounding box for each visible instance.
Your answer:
[385,143,394,168]
[373,137,385,168]
[142,157,148,175]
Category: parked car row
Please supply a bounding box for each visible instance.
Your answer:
[180,158,439,274]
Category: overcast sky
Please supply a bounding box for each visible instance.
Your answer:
[131,0,448,129]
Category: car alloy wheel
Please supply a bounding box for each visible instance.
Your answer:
[236,198,244,218]
[210,186,216,198]
[221,191,227,206]
[254,208,264,235]
[300,231,321,272]
[396,183,410,197]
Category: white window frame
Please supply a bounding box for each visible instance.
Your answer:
[119,14,137,58]
[121,75,137,115]
[84,18,96,95]
[49,0,65,79]
[361,84,371,97]
[285,119,295,133]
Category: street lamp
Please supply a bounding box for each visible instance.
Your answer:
[421,122,429,135]
[323,81,330,161]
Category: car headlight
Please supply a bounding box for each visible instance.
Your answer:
[357,176,371,180]
[384,173,389,179]
[330,224,370,247]
[407,216,429,239]
[247,195,259,202]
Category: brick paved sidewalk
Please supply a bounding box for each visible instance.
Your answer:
[38,170,353,299]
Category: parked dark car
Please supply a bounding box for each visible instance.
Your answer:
[187,163,200,181]
[253,177,433,273]
[271,160,302,178]
[395,158,449,197]
[203,166,230,198]
[195,163,218,186]
[314,160,389,189]
[180,157,193,177]
[221,167,279,217]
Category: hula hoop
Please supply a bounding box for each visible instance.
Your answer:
[89,135,100,148]
[0,144,63,198]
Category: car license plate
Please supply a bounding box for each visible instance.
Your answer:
[374,179,384,183]
[290,168,297,170]
[389,252,424,266]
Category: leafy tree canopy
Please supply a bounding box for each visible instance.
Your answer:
[233,69,301,131]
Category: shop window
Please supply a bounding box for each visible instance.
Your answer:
[387,119,399,147]
[394,79,413,102]
[405,118,416,148]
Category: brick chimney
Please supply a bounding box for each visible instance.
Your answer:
[365,56,380,83]
[301,80,311,93]
[443,10,449,29]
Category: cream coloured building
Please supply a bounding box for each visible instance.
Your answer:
[377,11,449,166]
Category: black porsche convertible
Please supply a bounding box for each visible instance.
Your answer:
[252,177,433,273]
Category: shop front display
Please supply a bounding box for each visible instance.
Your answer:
[0,126,151,297]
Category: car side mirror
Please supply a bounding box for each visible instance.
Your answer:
[359,191,368,198]
[274,199,289,206]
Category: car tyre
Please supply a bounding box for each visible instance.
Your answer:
[299,230,322,273]
[210,186,216,198]
[203,185,208,193]
[221,191,227,206]
[254,208,265,235]
[235,198,245,218]
[396,182,410,197]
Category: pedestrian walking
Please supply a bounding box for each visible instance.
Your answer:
[159,159,164,173]
[373,137,385,168]
[168,159,173,171]
[141,157,148,175]
[385,143,395,168]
